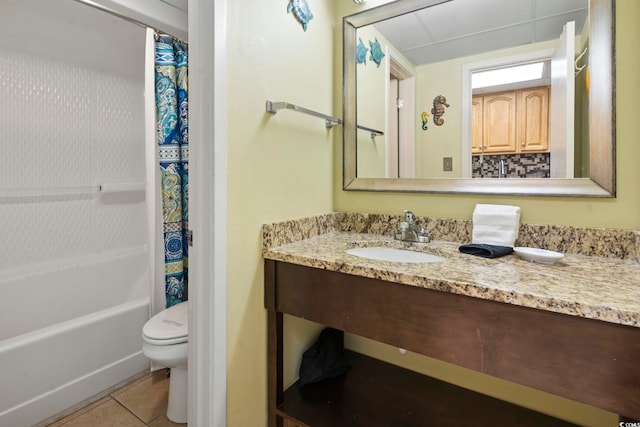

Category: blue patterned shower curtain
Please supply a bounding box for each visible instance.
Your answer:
[155,34,188,308]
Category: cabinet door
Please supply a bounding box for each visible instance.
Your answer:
[471,96,483,154]
[483,92,517,153]
[517,86,549,152]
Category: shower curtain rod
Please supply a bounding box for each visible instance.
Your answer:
[72,0,187,44]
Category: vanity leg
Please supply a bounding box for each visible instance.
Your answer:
[265,260,283,427]
[267,309,283,427]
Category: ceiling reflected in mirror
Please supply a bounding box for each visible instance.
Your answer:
[372,0,588,66]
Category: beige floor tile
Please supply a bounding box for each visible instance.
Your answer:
[47,396,113,427]
[52,398,144,427]
[112,369,170,423]
[112,370,165,397]
[148,412,187,426]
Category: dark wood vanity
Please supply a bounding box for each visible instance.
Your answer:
[265,260,640,426]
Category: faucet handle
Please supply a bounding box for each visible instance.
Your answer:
[417,227,430,243]
[404,210,416,223]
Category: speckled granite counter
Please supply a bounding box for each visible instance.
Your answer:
[263,213,640,328]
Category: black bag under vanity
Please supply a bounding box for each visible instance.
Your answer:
[298,328,350,387]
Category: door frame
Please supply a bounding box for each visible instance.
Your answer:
[188,0,228,425]
[461,48,554,178]
[386,55,416,178]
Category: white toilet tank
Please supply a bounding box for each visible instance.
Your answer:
[143,301,188,345]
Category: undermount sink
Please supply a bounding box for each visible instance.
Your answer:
[345,247,444,263]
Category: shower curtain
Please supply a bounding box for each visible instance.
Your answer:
[155,34,189,308]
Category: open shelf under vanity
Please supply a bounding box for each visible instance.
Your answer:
[279,350,576,427]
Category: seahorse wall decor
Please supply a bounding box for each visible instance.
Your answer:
[421,111,429,130]
[431,95,450,126]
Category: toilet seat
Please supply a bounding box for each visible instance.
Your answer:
[143,301,188,346]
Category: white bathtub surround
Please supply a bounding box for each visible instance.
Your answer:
[0,298,149,427]
[0,0,154,425]
[0,248,149,340]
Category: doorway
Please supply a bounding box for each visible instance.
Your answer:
[387,56,416,178]
[461,22,577,179]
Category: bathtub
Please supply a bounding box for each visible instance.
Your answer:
[0,247,151,427]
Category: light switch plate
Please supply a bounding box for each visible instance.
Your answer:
[443,157,453,172]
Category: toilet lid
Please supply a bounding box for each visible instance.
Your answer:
[143,300,188,342]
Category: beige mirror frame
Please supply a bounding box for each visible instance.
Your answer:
[343,0,615,197]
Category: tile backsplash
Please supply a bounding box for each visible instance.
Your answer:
[472,153,550,178]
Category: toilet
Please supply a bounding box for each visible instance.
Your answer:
[142,300,188,423]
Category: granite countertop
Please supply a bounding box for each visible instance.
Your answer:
[264,231,640,328]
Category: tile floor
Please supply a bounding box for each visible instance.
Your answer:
[47,370,185,427]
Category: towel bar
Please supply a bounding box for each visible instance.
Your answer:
[266,100,384,138]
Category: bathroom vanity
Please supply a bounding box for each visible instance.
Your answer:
[263,216,640,426]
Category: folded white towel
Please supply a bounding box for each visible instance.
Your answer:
[472,204,520,247]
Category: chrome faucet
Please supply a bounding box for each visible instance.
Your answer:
[499,159,506,178]
[395,210,430,243]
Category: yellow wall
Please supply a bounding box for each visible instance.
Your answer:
[331,0,639,426]
[415,58,463,177]
[225,1,336,425]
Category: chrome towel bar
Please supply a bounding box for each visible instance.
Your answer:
[266,100,383,138]
[266,100,340,128]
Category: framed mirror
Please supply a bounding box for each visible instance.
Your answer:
[343,0,615,197]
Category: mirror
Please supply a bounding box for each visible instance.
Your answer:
[343,0,615,196]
